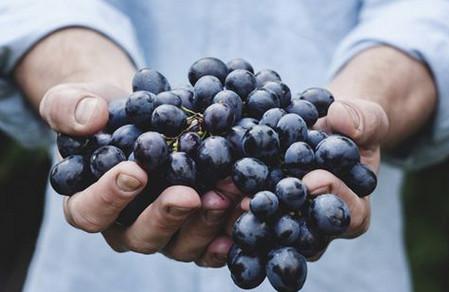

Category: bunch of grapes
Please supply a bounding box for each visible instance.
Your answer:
[49,57,377,291]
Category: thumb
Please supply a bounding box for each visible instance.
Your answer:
[325,99,389,147]
[39,83,128,136]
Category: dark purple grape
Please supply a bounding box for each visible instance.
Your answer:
[90,145,126,179]
[297,87,334,117]
[242,125,280,163]
[227,246,266,289]
[263,81,291,108]
[188,57,228,85]
[226,126,247,158]
[125,91,156,128]
[224,69,257,101]
[250,191,279,219]
[286,99,319,127]
[213,90,243,120]
[196,136,233,181]
[275,177,308,211]
[296,220,329,258]
[266,168,285,191]
[276,113,308,150]
[171,88,196,110]
[307,130,328,150]
[133,132,169,172]
[132,68,171,94]
[232,158,269,195]
[310,194,350,236]
[315,135,360,173]
[255,69,281,88]
[232,212,272,251]
[273,214,301,245]
[50,155,92,195]
[227,58,254,73]
[111,124,143,156]
[342,163,377,197]
[266,247,307,292]
[246,89,280,119]
[237,118,258,130]
[284,142,315,178]
[85,132,112,154]
[193,75,223,111]
[204,103,235,135]
[154,91,182,107]
[166,152,197,187]
[106,98,129,132]
[259,108,286,129]
[178,132,202,157]
[56,133,88,158]
[151,104,187,137]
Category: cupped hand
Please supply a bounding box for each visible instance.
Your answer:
[40,82,243,267]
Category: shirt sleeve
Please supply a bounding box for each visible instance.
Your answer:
[328,0,449,170]
[0,0,144,148]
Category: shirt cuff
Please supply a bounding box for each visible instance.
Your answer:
[328,0,449,170]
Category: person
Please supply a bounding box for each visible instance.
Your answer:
[1,0,449,291]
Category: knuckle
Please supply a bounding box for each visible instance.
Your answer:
[128,239,159,255]
[72,211,104,233]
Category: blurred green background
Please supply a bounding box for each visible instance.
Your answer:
[0,132,448,292]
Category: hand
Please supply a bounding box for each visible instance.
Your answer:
[40,82,244,267]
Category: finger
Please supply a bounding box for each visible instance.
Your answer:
[39,83,128,136]
[325,99,389,147]
[117,186,201,254]
[215,177,245,204]
[163,190,232,262]
[64,161,147,233]
[225,203,245,237]
[302,169,370,238]
[195,235,233,268]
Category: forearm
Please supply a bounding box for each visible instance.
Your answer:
[14,28,135,109]
[329,46,437,148]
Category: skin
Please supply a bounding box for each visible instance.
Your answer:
[14,28,436,265]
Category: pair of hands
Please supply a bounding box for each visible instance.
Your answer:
[40,81,389,267]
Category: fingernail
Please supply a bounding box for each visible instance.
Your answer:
[339,102,361,130]
[170,207,193,217]
[117,174,142,192]
[204,210,226,223]
[75,97,99,125]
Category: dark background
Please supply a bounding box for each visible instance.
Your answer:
[0,132,447,292]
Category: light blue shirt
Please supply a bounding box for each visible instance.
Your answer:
[1,0,449,291]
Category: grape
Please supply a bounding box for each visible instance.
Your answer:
[151,104,187,137]
[259,107,286,129]
[286,99,319,127]
[133,131,169,172]
[237,117,258,130]
[56,133,88,158]
[90,145,126,179]
[273,214,301,245]
[188,57,228,85]
[266,168,285,192]
[171,88,195,110]
[85,132,112,154]
[232,212,272,252]
[227,246,266,289]
[296,220,328,258]
[196,136,233,181]
[132,68,171,94]
[266,247,307,292]
[227,58,254,73]
[255,69,281,88]
[315,135,360,173]
[165,152,197,187]
[204,103,235,135]
[342,163,377,197]
[307,130,328,149]
[178,132,202,157]
[154,91,182,107]
[250,191,279,219]
[213,89,243,120]
[246,89,280,119]
[193,75,223,111]
[106,98,129,132]
[226,126,247,158]
[275,177,308,211]
[232,157,269,195]
[125,91,156,128]
[263,81,291,108]
[284,142,315,178]
[297,87,334,117]
[310,194,351,236]
[276,113,308,150]
[50,155,92,195]
[242,125,280,163]
[111,124,143,156]
[224,69,257,101]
